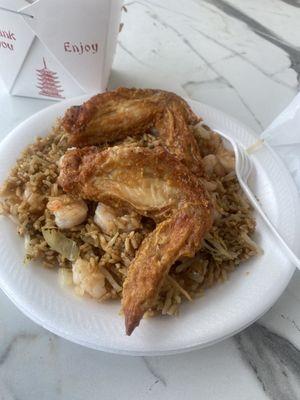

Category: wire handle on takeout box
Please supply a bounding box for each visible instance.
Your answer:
[0,6,34,19]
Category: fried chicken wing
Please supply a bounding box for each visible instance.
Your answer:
[62,88,203,175]
[58,145,213,334]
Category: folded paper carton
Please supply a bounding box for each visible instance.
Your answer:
[0,0,123,100]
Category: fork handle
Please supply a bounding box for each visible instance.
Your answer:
[241,182,300,270]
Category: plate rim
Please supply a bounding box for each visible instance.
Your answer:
[0,95,299,356]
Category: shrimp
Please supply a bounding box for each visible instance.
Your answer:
[58,145,213,335]
[216,147,235,173]
[94,202,141,235]
[197,129,235,177]
[72,258,106,299]
[203,150,235,177]
[47,195,88,229]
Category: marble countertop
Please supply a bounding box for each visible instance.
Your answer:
[1,1,300,399]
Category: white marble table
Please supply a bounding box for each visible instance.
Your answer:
[1,1,300,399]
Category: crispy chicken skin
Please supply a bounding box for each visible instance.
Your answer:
[58,145,213,334]
[62,87,203,175]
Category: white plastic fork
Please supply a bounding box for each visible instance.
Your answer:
[216,130,300,270]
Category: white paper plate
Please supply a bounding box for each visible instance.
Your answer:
[0,96,299,356]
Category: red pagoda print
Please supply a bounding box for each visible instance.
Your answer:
[36,58,65,99]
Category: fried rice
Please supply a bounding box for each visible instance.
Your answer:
[0,121,260,317]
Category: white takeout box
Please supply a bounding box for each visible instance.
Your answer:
[0,0,123,100]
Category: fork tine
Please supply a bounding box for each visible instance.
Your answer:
[241,148,252,180]
[236,145,251,181]
[213,129,252,181]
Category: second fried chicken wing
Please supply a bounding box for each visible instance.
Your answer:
[62,88,203,175]
[58,145,213,334]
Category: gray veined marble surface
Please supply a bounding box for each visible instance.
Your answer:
[0,0,300,399]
